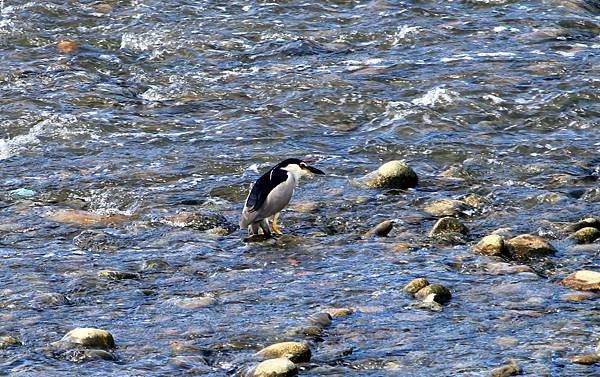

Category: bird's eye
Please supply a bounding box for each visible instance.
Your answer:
[299,163,306,168]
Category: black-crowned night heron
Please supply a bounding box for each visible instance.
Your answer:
[240,158,324,236]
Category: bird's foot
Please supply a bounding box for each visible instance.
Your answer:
[271,222,283,235]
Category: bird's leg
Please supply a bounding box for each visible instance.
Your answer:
[271,212,283,235]
[250,223,260,235]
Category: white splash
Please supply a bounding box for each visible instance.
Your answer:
[391,25,421,45]
[412,87,457,107]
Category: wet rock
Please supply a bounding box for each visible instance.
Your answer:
[560,270,600,291]
[0,335,21,349]
[94,3,113,13]
[463,193,487,208]
[323,307,354,318]
[307,312,332,328]
[413,297,443,312]
[252,358,298,377]
[141,258,170,272]
[363,220,394,237]
[403,278,430,294]
[173,296,217,309]
[423,198,470,217]
[489,360,522,377]
[163,210,236,233]
[569,354,600,365]
[73,230,125,252]
[257,342,311,363]
[485,262,534,275]
[32,292,70,309]
[414,284,451,304]
[97,270,140,280]
[61,349,117,362]
[429,217,468,237]
[57,40,79,53]
[504,234,557,260]
[560,292,597,301]
[10,188,36,198]
[57,328,115,350]
[565,217,600,233]
[472,234,505,256]
[440,165,472,180]
[47,209,129,226]
[354,160,418,189]
[568,227,600,244]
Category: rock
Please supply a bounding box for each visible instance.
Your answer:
[73,230,125,252]
[560,292,597,301]
[504,234,557,260]
[463,193,487,208]
[568,227,600,244]
[97,270,140,280]
[58,328,115,350]
[440,165,472,180]
[61,349,117,362]
[565,217,600,233]
[560,270,600,291]
[364,220,394,237]
[569,354,600,365]
[414,284,451,304]
[94,3,113,13]
[429,217,468,237]
[57,40,79,53]
[423,199,470,217]
[489,360,522,377]
[32,292,70,309]
[0,335,21,349]
[472,234,505,256]
[173,296,217,309]
[403,278,430,294]
[354,160,418,189]
[323,307,354,318]
[307,312,332,328]
[257,342,311,363]
[47,209,129,225]
[163,210,236,233]
[253,358,298,377]
[10,188,36,197]
[141,258,170,271]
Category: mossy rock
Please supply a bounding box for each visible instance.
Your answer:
[414,284,452,304]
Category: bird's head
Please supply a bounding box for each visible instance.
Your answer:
[276,158,325,179]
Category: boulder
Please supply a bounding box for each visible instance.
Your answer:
[568,227,600,244]
[97,270,140,280]
[364,220,394,237]
[560,270,600,291]
[429,217,468,237]
[0,335,21,349]
[489,360,522,377]
[162,210,236,233]
[58,328,115,350]
[504,234,557,260]
[414,284,451,304]
[403,278,430,294]
[354,161,418,189]
[472,234,505,256]
[257,342,311,363]
[423,199,470,217]
[253,358,298,377]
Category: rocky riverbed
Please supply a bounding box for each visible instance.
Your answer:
[1,0,599,376]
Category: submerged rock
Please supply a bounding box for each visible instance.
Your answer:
[354,160,418,189]
[97,270,140,280]
[565,217,600,233]
[163,210,236,234]
[414,284,452,304]
[403,278,430,294]
[73,230,125,252]
[57,40,79,53]
[57,328,115,350]
[141,258,170,272]
[472,234,505,256]
[504,234,557,260]
[569,354,600,365]
[47,209,129,225]
[429,217,468,237]
[257,342,311,363]
[252,358,298,377]
[423,198,470,217]
[568,227,600,244]
[322,307,354,318]
[363,220,394,237]
[0,335,21,349]
[489,360,522,377]
[560,270,600,291]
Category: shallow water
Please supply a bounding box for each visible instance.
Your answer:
[1,0,599,376]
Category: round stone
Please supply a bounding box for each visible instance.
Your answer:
[403,278,430,294]
[253,357,298,377]
[472,234,505,256]
[59,328,115,350]
[414,284,452,304]
[257,342,311,363]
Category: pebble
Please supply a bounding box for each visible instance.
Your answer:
[322,307,354,318]
[423,198,470,217]
[560,292,597,301]
[560,270,600,291]
[174,296,217,309]
[47,209,128,225]
[256,342,311,363]
[414,284,452,304]
[429,217,468,237]
[565,217,600,233]
[0,335,21,349]
[489,360,522,377]
[57,328,115,350]
[354,160,418,189]
[403,278,430,294]
[141,258,170,271]
[162,210,236,233]
[569,354,600,365]
[252,357,298,377]
[97,270,140,280]
[568,227,600,244]
[363,220,394,237]
[94,3,113,13]
[504,234,557,260]
[73,230,124,252]
[57,40,79,53]
[472,234,505,256]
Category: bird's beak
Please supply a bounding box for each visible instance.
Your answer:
[305,165,325,175]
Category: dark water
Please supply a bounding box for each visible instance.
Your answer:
[1,0,599,375]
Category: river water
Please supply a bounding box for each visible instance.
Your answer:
[1,0,599,376]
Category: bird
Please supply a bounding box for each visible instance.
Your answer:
[240,158,325,236]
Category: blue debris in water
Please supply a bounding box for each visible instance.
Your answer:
[10,188,36,197]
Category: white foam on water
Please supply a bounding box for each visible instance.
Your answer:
[412,87,457,107]
[391,25,421,45]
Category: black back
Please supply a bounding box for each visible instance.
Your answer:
[245,164,290,212]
